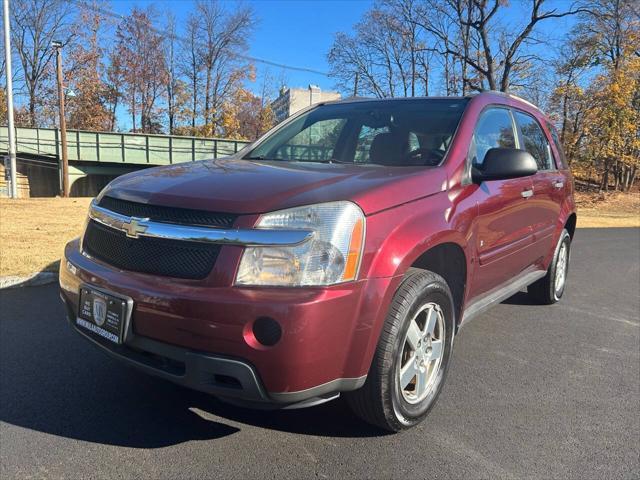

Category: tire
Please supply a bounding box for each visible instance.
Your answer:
[528,229,571,305]
[345,268,455,432]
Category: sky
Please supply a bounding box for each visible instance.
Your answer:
[105,0,579,95]
[109,0,373,94]
[6,0,581,131]
[100,0,579,130]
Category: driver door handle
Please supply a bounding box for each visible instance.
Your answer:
[521,189,534,199]
[554,181,564,189]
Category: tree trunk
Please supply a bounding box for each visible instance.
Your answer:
[601,159,610,192]
[444,52,451,95]
[204,67,212,127]
[628,165,637,190]
[131,89,136,133]
[192,80,197,130]
[29,93,37,127]
[110,94,119,131]
[624,164,632,191]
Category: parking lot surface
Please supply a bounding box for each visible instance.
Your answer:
[1,228,638,479]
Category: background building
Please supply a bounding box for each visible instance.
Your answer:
[271,85,341,123]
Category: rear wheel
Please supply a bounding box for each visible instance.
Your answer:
[345,268,454,432]
[528,229,571,304]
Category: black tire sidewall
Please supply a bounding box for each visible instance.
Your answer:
[550,231,571,301]
[388,279,454,427]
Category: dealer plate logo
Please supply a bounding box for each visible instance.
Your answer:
[93,297,107,326]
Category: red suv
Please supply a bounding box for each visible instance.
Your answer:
[60,92,576,431]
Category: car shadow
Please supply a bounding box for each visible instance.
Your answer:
[500,290,542,306]
[0,284,385,449]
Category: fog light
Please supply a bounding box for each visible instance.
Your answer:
[252,317,282,347]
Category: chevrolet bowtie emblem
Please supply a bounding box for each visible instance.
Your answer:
[122,217,148,238]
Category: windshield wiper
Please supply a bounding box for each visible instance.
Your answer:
[246,156,354,164]
[244,155,277,161]
[315,158,354,164]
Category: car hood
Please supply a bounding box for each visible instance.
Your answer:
[101,158,447,216]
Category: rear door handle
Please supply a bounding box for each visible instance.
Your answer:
[521,189,534,199]
[554,181,564,189]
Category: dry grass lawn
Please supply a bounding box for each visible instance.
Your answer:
[576,190,640,228]
[0,197,92,277]
[0,191,638,277]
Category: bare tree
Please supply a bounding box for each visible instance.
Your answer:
[196,0,255,135]
[180,14,202,131]
[413,0,589,92]
[114,7,167,133]
[329,6,425,98]
[105,48,124,131]
[11,0,73,126]
[164,13,178,134]
[574,0,638,71]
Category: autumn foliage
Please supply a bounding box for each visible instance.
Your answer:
[548,0,639,191]
[3,0,274,140]
[1,0,637,192]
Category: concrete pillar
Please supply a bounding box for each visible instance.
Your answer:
[309,84,321,106]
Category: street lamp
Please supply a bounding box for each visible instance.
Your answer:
[52,39,69,197]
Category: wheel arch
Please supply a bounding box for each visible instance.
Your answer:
[564,213,577,239]
[409,242,467,328]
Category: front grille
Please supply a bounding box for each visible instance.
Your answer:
[83,219,220,280]
[98,196,237,228]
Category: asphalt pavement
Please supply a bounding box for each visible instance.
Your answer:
[1,228,638,479]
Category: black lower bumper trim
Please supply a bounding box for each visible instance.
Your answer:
[61,293,366,408]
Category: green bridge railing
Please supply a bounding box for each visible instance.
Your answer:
[0,126,251,165]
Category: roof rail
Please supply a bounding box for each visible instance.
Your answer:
[471,90,542,112]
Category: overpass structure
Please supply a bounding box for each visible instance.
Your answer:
[0,126,250,196]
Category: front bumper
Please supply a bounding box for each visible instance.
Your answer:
[60,239,398,406]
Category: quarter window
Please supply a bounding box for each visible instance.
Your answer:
[471,108,516,166]
[513,111,553,170]
[546,122,566,169]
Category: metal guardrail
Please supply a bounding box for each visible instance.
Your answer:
[0,126,251,165]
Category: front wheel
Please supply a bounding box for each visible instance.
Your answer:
[345,269,454,432]
[528,229,571,304]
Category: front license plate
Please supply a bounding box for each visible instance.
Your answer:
[77,286,128,344]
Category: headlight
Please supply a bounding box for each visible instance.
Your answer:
[236,201,365,286]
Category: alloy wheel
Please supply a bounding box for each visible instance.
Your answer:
[397,302,445,404]
[555,241,568,294]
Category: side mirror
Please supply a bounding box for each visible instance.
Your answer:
[472,148,537,183]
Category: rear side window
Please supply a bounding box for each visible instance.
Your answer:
[471,108,516,166]
[513,111,553,170]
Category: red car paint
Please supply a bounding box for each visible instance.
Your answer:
[59,92,576,403]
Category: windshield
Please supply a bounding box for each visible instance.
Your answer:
[245,99,468,166]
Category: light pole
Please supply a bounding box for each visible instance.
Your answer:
[52,40,69,197]
[2,0,17,198]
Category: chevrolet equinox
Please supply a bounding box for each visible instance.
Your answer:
[60,91,576,431]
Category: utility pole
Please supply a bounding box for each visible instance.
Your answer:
[3,0,17,198]
[52,40,69,197]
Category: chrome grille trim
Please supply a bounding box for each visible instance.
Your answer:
[88,200,313,247]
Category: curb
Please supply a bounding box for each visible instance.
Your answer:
[0,271,58,290]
